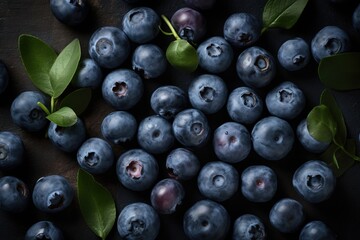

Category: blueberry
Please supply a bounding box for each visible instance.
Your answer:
[137,115,175,154]
[25,221,64,240]
[188,74,228,114]
[296,119,331,153]
[277,37,310,71]
[10,91,50,132]
[132,44,167,79]
[236,46,276,88]
[171,7,207,43]
[166,148,200,181]
[150,85,188,119]
[122,7,160,44]
[77,137,114,174]
[49,0,89,26]
[0,131,24,170]
[241,165,277,203]
[299,220,336,240]
[116,149,159,191]
[183,199,230,240]
[89,26,130,69]
[265,81,306,120]
[172,108,210,147]
[197,161,239,202]
[269,198,305,233]
[197,36,233,73]
[311,26,350,63]
[226,87,263,125]
[32,175,74,213]
[224,13,261,48]
[101,111,137,144]
[0,60,9,95]
[102,69,144,110]
[150,178,185,214]
[232,214,266,240]
[0,176,29,212]
[353,4,360,33]
[72,58,103,89]
[251,116,295,160]
[213,122,251,163]
[293,160,336,203]
[117,202,160,240]
[183,0,217,10]
[48,118,87,153]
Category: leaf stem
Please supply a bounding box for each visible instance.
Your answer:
[37,101,51,115]
[51,97,55,113]
[161,15,180,40]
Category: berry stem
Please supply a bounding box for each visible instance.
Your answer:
[37,101,51,115]
[161,15,180,40]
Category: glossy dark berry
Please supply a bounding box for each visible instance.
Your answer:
[25,221,64,240]
[49,0,89,26]
[0,176,29,212]
[0,131,24,170]
[277,37,310,71]
[233,214,266,240]
[166,148,201,181]
[72,58,103,89]
[101,111,137,144]
[299,220,336,240]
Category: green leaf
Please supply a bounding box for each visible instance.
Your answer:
[262,0,309,33]
[318,52,360,91]
[49,39,81,98]
[166,39,199,72]
[18,34,57,96]
[320,89,347,145]
[77,169,116,240]
[60,88,92,116]
[306,104,337,143]
[46,106,77,127]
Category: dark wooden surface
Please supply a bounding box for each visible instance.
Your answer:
[1,0,360,239]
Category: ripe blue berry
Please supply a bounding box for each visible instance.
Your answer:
[25,221,64,240]
[0,176,29,212]
[0,131,24,170]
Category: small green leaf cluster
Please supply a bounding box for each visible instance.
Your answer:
[18,34,91,127]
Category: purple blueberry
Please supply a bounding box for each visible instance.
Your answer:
[150,178,185,214]
[233,214,266,240]
[213,122,251,163]
[292,160,336,203]
[296,119,331,153]
[0,131,24,170]
[241,165,277,203]
[116,149,159,191]
[0,60,9,95]
[0,176,29,212]
[72,58,103,89]
[277,37,310,71]
[102,69,144,110]
[197,161,239,202]
[25,221,64,240]
[77,137,114,174]
[49,0,89,26]
[101,111,137,144]
[117,202,160,240]
[166,148,200,181]
[299,220,336,240]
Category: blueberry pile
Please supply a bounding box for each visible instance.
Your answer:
[1,0,360,239]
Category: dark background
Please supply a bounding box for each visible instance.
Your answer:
[1,0,360,239]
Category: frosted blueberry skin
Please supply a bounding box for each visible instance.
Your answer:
[25,221,64,240]
[150,85,188,120]
[77,137,114,174]
[166,148,201,181]
[122,7,160,44]
[197,36,234,73]
[88,26,130,69]
[183,199,230,240]
[223,13,261,48]
[183,0,217,10]
[299,220,337,240]
[226,87,263,125]
[0,131,24,170]
[293,160,336,203]
[172,108,210,148]
[269,198,305,233]
[296,119,331,153]
[188,74,228,114]
[353,4,360,33]
[265,81,306,120]
[72,58,103,89]
[32,175,74,213]
[117,202,160,240]
[150,178,185,214]
[10,91,50,132]
[137,115,175,154]
[232,214,266,240]
[311,25,351,63]
[251,116,295,160]
[116,149,159,191]
[0,60,9,95]
[49,0,89,27]
[213,122,251,163]
[277,37,310,71]
[101,69,144,110]
[101,111,137,145]
[48,118,87,153]
[0,176,29,212]
[236,46,276,88]
[241,165,277,203]
[197,161,239,202]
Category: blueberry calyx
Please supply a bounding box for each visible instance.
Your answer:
[96,38,114,56]
[17,182,29,197]
[30,109,43,120]
[306,174,324,191]
[179,27,194,42]
[213,175,225,187]
[206,43,222,57]
[278,89,293,103]
[112,82,128,97]
[126,161,143,179]
[199,86,215,102]
[325,38,342,55]
[167,167,178,179]
[0,145,8,160]
[129,219,145,235]
[248,223,265,239]
[293,55,305,65]
[255,56,270,71]
[36,233,51,240]
[129,11,145,23]
[238,32,252,44]
[191,122,204,135]
[70,0,84,7]
[84,152,99,167]
[47,191,65,209]
[241,92,257,108]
